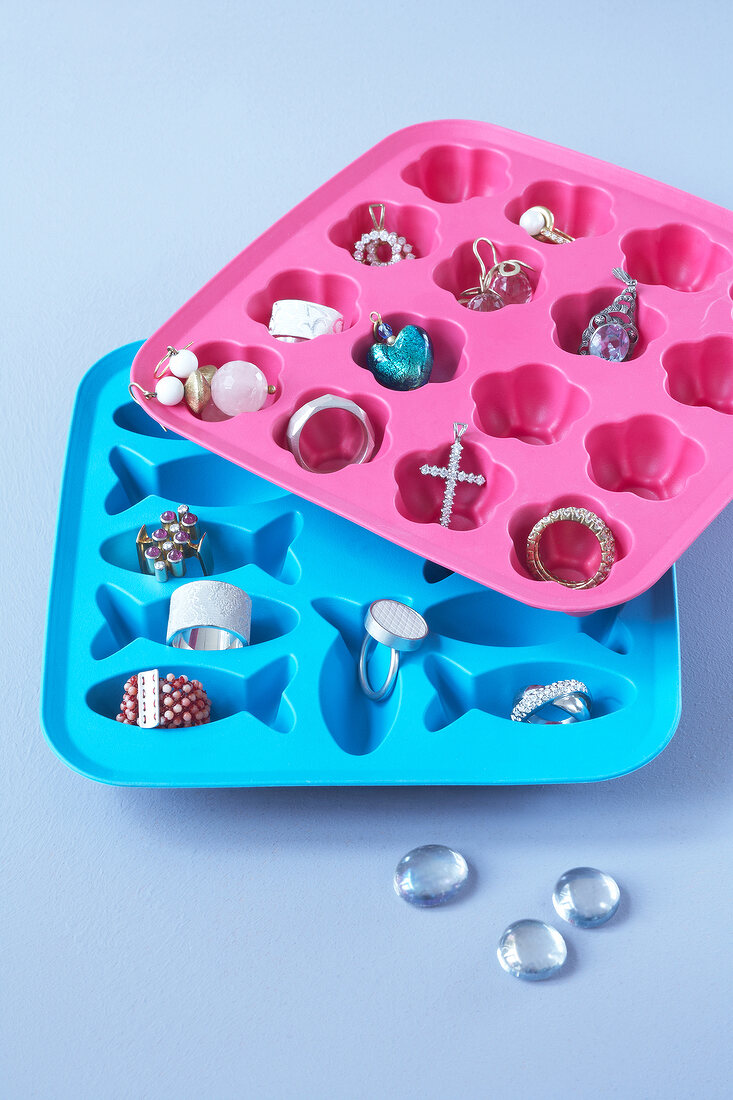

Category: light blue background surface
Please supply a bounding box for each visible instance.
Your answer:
[4,2,732,1097]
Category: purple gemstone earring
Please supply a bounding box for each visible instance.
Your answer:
[458,237,534,312]
[578,269,638,362]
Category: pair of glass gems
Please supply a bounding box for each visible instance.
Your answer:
[393,845,621,981]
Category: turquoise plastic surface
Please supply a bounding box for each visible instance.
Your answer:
[41,343,681,786]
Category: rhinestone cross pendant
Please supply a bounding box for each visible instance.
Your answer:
[420,422,486,528]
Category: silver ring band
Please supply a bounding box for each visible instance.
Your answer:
[286,393,376,473]
[357,599,429,703]
[358,635,400,701]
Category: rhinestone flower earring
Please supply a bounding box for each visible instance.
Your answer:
[353,203,415,266]
[458,237,534,312]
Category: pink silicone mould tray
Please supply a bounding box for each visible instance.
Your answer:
[130,120,733,613]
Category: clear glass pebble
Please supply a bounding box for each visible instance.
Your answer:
[497,919,567,981]
[393,844,469,907]
[552,866,620,928]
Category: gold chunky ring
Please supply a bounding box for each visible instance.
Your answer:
[526,506,616,589]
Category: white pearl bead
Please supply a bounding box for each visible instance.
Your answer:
[519,206,548,237]
[168,347,199,378]
[210,360,269,416]
[155,376,185,405]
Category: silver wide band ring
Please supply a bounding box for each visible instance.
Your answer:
[166,579,252,651]
[510,680,592,724]
[286,393,376,473]
[358,599,429,702]
[268,299,344,343]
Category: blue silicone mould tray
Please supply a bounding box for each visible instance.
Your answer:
[41,342,681,786]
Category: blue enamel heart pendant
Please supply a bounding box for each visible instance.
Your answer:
[366,313,433,391]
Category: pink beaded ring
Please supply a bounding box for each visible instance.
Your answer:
[116,669,212,728]
[458,237,534,312]
[129,344,277,417]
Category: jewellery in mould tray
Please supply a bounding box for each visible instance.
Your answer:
[116,669,212,727]
[458,237,534,312]
[366,312,433,390]
[578,268,639,362]
[166,579,252,651]
[420,422,486,528]
[286,393,376,473]
[358,599,429,702]
[268,299,344,343]
[352,203,415,266]
[526,506,616,589]
[136,504,208,581]
[519,205,574,244]
[510,680,592,724]
[130,345,276,415]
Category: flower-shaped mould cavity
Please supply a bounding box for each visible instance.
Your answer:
[663,335,733,414]
[246,268,361,332]
[585,415,705,500]
[508,497,632,584]
[401,144,511,204]
[504,179,615,240]
[328,200,440,263]
[272,387,391,473]
[351,312,467,384]
[394,436,514,531]
[187,339,284,418]
[621,223,732,292]
[551,282,667,358]
[433,237,545,307]
[472,363,590,445]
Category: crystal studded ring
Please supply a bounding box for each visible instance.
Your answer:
[353,203,415,266]
[511,680,592,724]
[526,506,616,589]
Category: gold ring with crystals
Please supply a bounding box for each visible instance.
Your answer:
[526,506,615,589]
